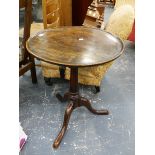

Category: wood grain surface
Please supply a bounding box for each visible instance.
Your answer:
[26,26,124,67]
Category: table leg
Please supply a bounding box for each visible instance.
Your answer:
[56,92,70,102]
[53,102,74,148]
[80,97,109,115]
[53,67,109,148]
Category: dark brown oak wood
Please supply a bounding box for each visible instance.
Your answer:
[26,27,124,67]
[53,101,74,148]
[26,26,124,149]
[53,67,109,148]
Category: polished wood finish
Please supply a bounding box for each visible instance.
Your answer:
[26,27,124,67]
[53,101,74,148]
[26,26,124,148]
[19,0,37,83]
[53,67,109,148]
[69,67,78,93]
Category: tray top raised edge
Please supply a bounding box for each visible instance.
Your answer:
[26,26,124,67]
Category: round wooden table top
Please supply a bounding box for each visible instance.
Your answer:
[26,26,124,67]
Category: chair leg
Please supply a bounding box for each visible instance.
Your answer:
[29,55,37,84]
[59,66,66,79]
[94,86,100,93]
[44,77,53,86]
[30,65,37,84]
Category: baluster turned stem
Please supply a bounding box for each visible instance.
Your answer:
[69,67,79,93]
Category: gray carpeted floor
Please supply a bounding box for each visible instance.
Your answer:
[19,40,135,155]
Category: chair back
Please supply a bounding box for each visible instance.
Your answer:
[19,0,37,83]
[42,0,61,29]
[19,0,32,62]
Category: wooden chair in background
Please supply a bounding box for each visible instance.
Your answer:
[19,0,66,85]
[42,0,61,29]
[19,0,37,83]
[40,0,66,85]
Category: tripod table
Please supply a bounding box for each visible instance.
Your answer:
[26,26,124,148]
